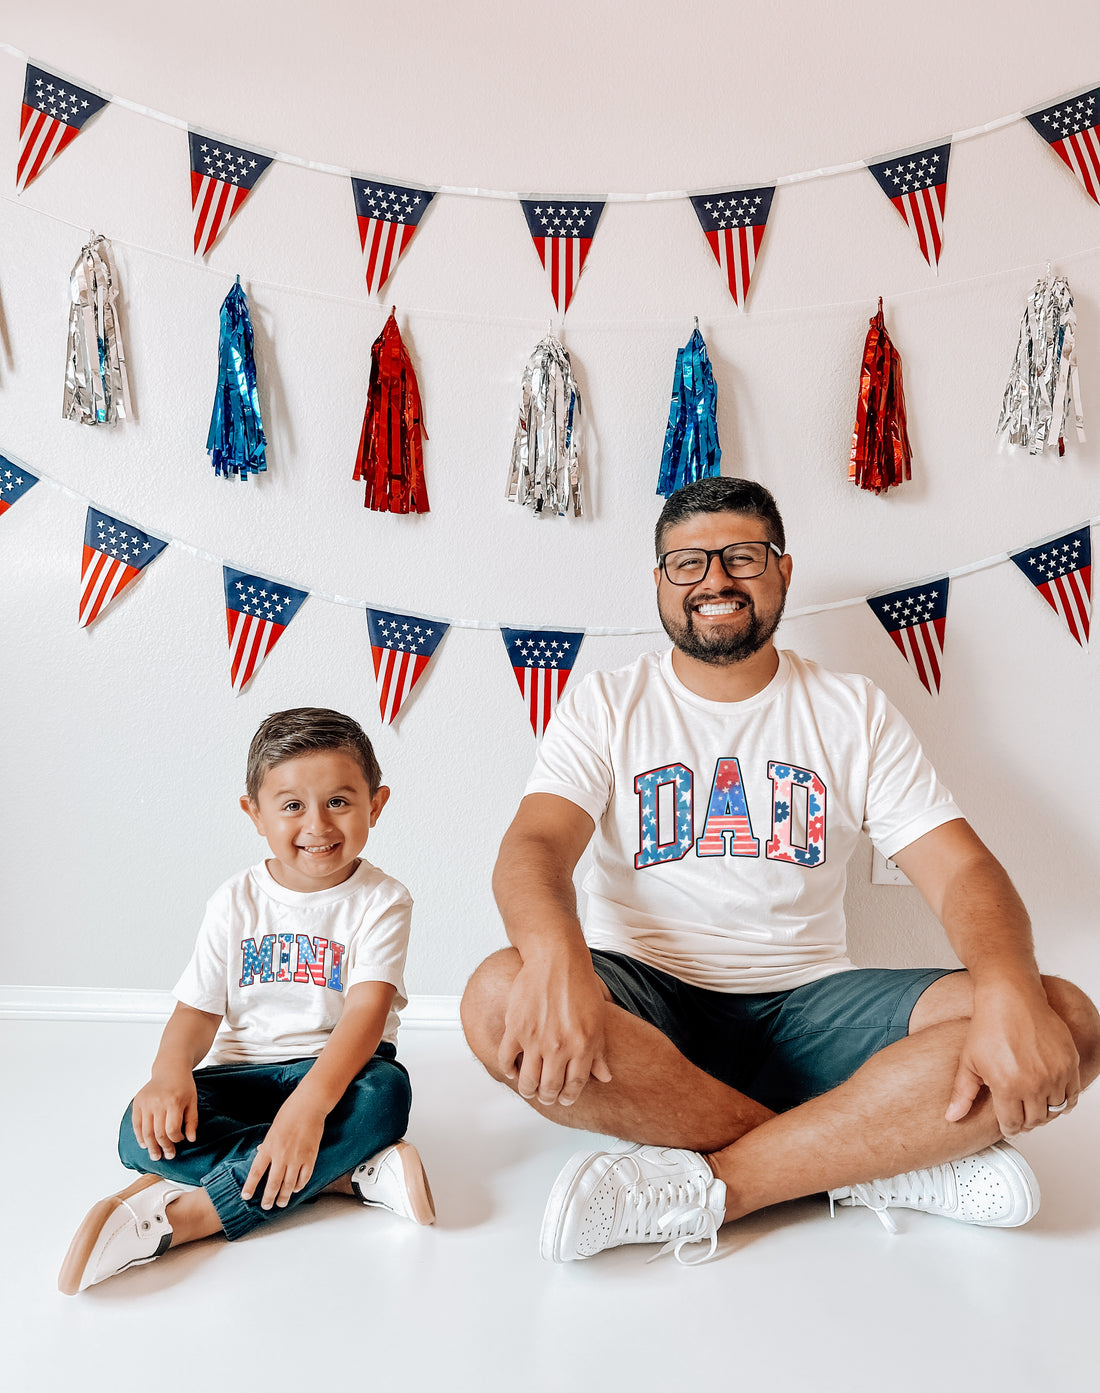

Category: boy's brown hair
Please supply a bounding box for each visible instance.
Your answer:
[245,708,382,802]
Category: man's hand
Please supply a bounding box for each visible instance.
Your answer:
[241,1095,327,1210]
[946,987,1081,1135]
[498,953,612,1107]
[131,1071,199,1161]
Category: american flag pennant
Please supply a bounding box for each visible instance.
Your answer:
[188,130,273,257]
[501,627,584,737]
[1025,86,1100,206]
[689,185,775,308]
[365,607,449,725]
[1009,524,1091,646]
[0,455,39,518]
[79,508,168,629]
[520,199,605,315]
[352,177,437,295]
[866,578,950,695]
[866,143,951,269]
[17,63,109,193]
[223,566,308,694]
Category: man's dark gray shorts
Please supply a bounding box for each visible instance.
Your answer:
[590,949,958,1112]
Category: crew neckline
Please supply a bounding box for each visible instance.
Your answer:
[251,857,376,906]
[658,646,792,712]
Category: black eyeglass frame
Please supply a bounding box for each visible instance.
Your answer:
[657,541,785,586]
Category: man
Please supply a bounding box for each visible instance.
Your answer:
[462,477,1100,1264]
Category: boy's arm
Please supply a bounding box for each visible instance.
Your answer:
[241,979,396,1211]
[132,1002,223,1161]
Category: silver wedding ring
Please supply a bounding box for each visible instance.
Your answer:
[1047,1099,1069,1113]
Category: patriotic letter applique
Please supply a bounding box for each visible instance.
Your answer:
[1026,87,1100,206]
[867,578,949,694]
[689,185,775,308]
[501,627,583,737]
[866,142,951,269]
[189,130,274,257]
[1010,524,1091,646]
[352,178,436,295]
[79,508,168,629]
[18,63,109,193]
[223,567,308,693]
[365,607,448,724]
[520,199,605,316]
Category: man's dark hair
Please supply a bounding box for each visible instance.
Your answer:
[245,707,382,802]
[654,477,786,558]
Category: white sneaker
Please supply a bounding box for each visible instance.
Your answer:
[351,1141,436,1225]
[828,1141,1040,1233]
[58,1175,195,1295]
[540,1144,727,1264]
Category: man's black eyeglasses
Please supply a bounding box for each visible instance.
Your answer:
[658,542,783,586]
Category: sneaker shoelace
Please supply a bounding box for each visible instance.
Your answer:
[614,1176,720,1265]
[831,1163,950,1235]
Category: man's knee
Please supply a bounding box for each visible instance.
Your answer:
[1043,976,1100,1082]
[460,948,521,1072]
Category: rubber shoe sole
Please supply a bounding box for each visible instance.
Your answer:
[539,1148,603,1262]
[58,1174,167,1296]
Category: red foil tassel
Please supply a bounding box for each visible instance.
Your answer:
[849,298,912,495]
[354,309,429,513]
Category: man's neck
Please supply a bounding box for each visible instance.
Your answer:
[669,641,781,702]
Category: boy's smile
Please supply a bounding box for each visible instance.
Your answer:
[241,750,390,893]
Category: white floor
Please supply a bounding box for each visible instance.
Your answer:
[4,1017,1099,1393]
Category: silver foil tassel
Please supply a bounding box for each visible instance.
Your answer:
[506,331,583,517]
[63,233,132,427]
[996,272,1085,456]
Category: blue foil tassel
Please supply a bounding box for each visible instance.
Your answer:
[207,276,267,479]
[656,322,721,497]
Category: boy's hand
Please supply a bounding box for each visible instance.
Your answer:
[241,1095,327,1210]
[131,1072,199,1161]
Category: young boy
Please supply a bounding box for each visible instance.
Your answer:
[59,707,434,1296]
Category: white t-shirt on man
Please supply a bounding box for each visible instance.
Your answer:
[524,648,961,994]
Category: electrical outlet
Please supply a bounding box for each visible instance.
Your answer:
[871,848,911,886]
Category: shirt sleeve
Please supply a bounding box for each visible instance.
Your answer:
[863,690,964,858]
[173,891,231,1017]
[522,676,614,825]
[346,883,413,992]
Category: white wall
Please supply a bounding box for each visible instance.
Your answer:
[2,0,1099,998]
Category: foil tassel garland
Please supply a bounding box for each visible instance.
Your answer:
[207,277,267,479]
[657,321,721,496]
[849,298,912,495]
[354,309,428,513]
[506,331,583,517]
[63,233,131,427]
[996,272,1085,456]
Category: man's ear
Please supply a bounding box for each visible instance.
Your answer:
[369,785,391,827]
[240,794,265,835]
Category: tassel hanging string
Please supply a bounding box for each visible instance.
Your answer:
[207,277,267,479]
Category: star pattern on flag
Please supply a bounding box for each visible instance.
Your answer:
[79,508,168,629]
[1026,87,1100,205]
[188,130,273,257]
[520,199,605,315]
[365,607,448,724]
[1010,525,1092,646]
[867,579,950,694]
[18,64,109,192]
[866,143,951,268]
[0,457,39,517]
[500,627,584,737]
[352,177,436,295]
[223,566,308,693]
[689,185,775,308]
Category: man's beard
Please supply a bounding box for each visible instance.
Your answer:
[658,584,787,665]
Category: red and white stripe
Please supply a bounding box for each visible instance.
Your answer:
[191,173,251,257]
[887,617,946,694]
[17,106,80,192]
[226,610,285,693]
[535,237,593,315]
[358,217,417,295]
[696,815,758,856]
[513,664,570,737]
[890,183,947,267]
[79,546,141,629]
[1052,129,1100,205]
[371,647,431,725]
[1038,567,1091,645]
[705,224,767,307]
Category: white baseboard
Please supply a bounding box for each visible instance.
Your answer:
[0,985,461,1030]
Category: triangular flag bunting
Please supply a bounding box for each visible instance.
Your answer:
[79,508,168,629]
[866,578,950,694]
[18,63,109,193]
[1026,86,1100,205]
[688,185,775,308]
[365,607,449,724]
[0,455,39,517]
[866,143,951,268]
[520,199,605,315]
[501,627,583,737]
[189,130,274,257]
[1010,524,1092,646]
[351,177,436,295]
[223,566,308,693]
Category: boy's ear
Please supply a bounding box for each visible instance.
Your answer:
[240,794,265,834]
[369,785,391,827]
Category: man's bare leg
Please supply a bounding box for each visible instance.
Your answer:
[461,950,1100,1225]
